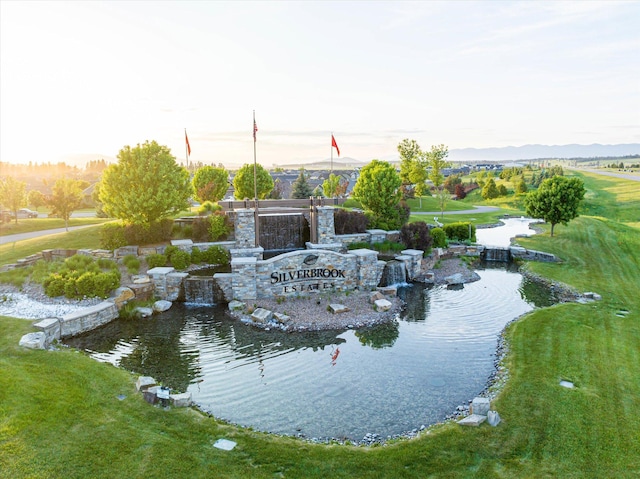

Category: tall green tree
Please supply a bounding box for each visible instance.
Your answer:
[0,176,26,224]
[232,163,274,200]
[525,176,585,236]
[47,178,84,231]
[481,178,500,199]
[397,139,423,187]
[352,160,402,229]
[192,166,229,203]
[290,168,313,199]
[425,144,450,189]
[27,190,46,211]
[99,140,192,225]
[322,173,347,198]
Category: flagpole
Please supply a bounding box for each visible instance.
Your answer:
[253,110,259,247]
[185,128,189,170]
[330,131,333,174]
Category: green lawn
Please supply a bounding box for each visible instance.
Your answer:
[1,171,639,477]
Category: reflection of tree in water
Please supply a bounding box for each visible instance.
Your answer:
[355,320,399,349]
[518,276,557,308]
[65,303,347,391]
[398,285,431,322]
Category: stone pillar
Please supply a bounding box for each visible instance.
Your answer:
[234,208,256,249]
[350,248,383,290]
[147,266,176,300]
[400,249,424,281]
[231,257,257,300]
[316,206,336,244]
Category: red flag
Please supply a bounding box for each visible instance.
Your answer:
[331,134,340,157]
[185,130,191,156]
[253,120,258,142]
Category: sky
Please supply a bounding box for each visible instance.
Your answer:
[1,0,639,168]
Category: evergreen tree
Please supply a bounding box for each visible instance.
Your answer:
[290,169,313,199]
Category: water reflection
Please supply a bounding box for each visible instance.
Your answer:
[66,266,556,440]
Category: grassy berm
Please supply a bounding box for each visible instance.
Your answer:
[1,171,639,478]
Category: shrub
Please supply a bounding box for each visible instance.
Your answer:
[400,221,433,252]
[146,253,167,269]
[169,249,191,270]
[75,272,96,297]
[430,227,447,248]
[498,184,508,196]
[208,213,232,241]
[163,245,180,263]
[93,271,120,298]
[191,217,211,242]
[197,201,220,215]
[191,247,203,264]
[100,223,127,250]
[201,245,230,265]
[124,219,173,245]
[122,255,140,274]
[43,274,65,297]
[334,209,369,234]
[443,222,476,242]
[454,183,467,200]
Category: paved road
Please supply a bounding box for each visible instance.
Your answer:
[572,168,640,182]
[0,225,96,245]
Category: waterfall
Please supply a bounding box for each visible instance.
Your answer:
[379,260,408,287]
[481,247,512,262]
[184,276,215,305]
[259,213,310,252]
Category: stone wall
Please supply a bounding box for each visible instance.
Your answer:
[223,248,385,300]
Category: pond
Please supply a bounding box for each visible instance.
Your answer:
[65,262,555,441]
[475,217,540,247]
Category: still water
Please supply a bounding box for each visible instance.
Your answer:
[66,264,554,440]
[475,217,540,247]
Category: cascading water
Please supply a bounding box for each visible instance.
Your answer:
[481,247,512,262]
[183,276,215,304]
[379,260,407,286]
[259,213,310,252]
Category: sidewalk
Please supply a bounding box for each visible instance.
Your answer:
[0,225,95,245]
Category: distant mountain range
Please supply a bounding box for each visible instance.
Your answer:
[50,143,639,169]
[447,143,640,162]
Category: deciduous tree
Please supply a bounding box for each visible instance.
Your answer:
[28,190,47,211]
[192,166,229,203]
[425,144,450,189]
[47,178,84,230]
[322,173,347,198]
[0,176,26,223]
[232,163,274,200]
[352,160,402,229]
[524,176,585,236]
[99,140,192,225]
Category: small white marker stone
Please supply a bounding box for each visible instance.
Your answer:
[213,438,237,451]
[559,380,574,389]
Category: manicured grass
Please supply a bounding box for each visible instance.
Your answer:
[1,171,639,477]
[405,196,473,212]
[0,225,105,265]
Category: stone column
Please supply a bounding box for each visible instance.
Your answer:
[316,206,336,244]
[231,257,257,300]
[400,249,424,281]
[234,208,257,249]
[350,248,382,290]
